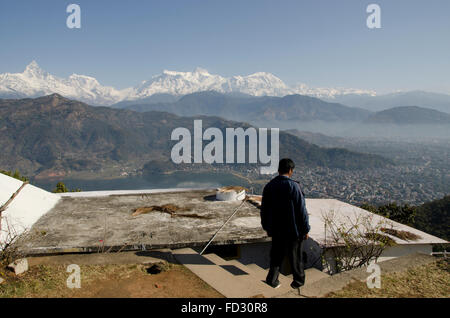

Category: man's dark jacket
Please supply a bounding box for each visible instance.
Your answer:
[260,175,310,239]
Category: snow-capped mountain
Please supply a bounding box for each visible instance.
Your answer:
[293,83,377,100]
[0,61,131,105]
[0,61,376,105]
[133,67,293,98]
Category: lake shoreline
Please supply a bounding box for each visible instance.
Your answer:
[31,171,265,194]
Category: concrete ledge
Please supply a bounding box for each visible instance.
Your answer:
[27,249,173,267]
[21,237,272,256]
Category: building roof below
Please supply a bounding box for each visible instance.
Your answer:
[18,188,447,255]
[21,189,268,254]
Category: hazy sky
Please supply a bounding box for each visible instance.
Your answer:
[0,0,449,94]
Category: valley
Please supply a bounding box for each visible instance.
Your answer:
[0,94,448,207]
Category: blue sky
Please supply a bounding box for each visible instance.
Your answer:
[0,0,449,94]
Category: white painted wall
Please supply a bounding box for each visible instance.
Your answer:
[378,244,432,262]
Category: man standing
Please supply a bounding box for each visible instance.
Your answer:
[260,158,310,289]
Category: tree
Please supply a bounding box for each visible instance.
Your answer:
[414,195,449,242]
[360,202,416,226]
[0,169,29,182]
[52,182,82,193]
[53,182,69,193]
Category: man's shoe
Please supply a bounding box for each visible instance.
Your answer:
[290,281,303,289]
[266,280,281,289]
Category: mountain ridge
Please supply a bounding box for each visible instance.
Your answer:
[121,91,372,123]
[365,106,450,125]
[330,91,450,114]
[0,94,390,177]
[0,61,376,106]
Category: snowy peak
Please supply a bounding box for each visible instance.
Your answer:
[68,73,103,89]
[228,72,290,96]
[0,61,377,106]
[194,67,210,74]
[293,83,377,99]
[161,67,211,76]
[0,61,128,105]
[134,68,291,98]
[23,60,46,77]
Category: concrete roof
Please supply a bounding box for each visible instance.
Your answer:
[0,173,60,245]
[22,189,269,254]
[17,188,448,255]
[1,172,446,254]
[304,198,448,247]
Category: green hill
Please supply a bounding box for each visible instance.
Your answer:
[122,91,371,123]
[365,106,450,125]
[0,94,389,177]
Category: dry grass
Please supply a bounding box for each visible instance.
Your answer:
[0,263,223,298]
[132,204,187,216]
[364,232,397,246]
[1,264,82,298]
[131,204,212,219]
[380,228,422,241]
[328,259,450,298]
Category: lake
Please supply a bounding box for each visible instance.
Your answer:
[32,171,263,193]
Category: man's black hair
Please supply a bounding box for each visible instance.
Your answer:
[278,158,295,174]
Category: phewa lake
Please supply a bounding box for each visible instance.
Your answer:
[32,171,267,194]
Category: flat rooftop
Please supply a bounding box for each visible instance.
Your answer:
[19,188,447,255]
[22,189,268,254]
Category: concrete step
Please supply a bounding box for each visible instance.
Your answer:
[305,268,329,284]
[246,263,293,287]
[203,253,252,274]
[173,248,264,298]
[285,268,330,285]
[174,248,294,298]
[202,254,293,298]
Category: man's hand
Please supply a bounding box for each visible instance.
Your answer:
[303,233,309,240]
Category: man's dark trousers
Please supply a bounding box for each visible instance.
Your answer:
[266,236,305,287]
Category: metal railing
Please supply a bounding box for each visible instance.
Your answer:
[431,251,448,258]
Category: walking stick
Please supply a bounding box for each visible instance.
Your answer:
[200,197,248,255]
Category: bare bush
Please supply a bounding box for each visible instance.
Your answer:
[0,217,27,269]
[1,216,44,271]
[322,209,396,274]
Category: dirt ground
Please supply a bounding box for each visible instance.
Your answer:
[72,264,224,298]
[0,263,224,298]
